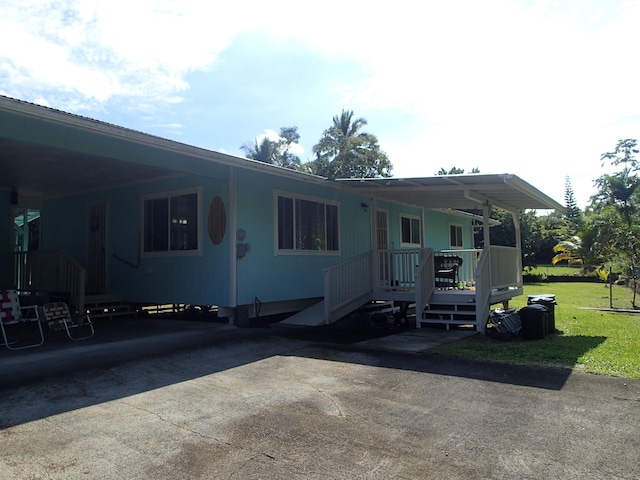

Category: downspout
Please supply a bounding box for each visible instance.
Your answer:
[421,205,426,247]
[476,200,493,332]
[369,197,376,252]
[229,167,237,310]
[369,197,376,294]
[511,210,523,284]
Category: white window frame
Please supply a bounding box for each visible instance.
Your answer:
[274,191,341,256]
[400,214,421,247]
[449,223,464,248]
[141,187,202,258]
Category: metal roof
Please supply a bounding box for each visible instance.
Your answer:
[0,95,562,212]
[337,175,564,212]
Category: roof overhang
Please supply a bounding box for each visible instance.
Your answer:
[0,95,329,199]
[0,96,563,212]
[337,174,564,213]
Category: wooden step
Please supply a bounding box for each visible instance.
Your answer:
[420,300,478,330]
[84,295,136,320]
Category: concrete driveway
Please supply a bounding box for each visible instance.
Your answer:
[1,318,638,479]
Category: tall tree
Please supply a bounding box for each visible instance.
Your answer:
[241,126,302,169]
[591,139,640,307]
[310,110,392,179]
[593,138,640,224]
[241,137,279,164]
[563,176,583,236]
[276,126,302,169]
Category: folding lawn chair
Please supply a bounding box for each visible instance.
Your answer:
[42,302,94,341]
[0,289,45,350]
[488,308,522,337]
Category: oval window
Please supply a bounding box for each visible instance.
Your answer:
[208,196,226,245]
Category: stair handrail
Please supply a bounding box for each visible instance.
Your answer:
[11,249,86,313]
[474,248,491,332]
[323,251,373,324]
[415,248,435,319]
[473,245,522,332]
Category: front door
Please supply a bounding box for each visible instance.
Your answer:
[87,202,107,293]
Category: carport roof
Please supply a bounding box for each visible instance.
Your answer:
[0,95,562,212]
[337,175,564,212]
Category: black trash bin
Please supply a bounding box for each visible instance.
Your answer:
[518,304,548,340]
[528,294,557,334]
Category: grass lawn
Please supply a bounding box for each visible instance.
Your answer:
[428,282,640,379]
[527,265,584,276]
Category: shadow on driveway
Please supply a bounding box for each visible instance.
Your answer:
[0,316,607,429]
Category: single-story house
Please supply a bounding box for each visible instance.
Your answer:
[0,95,562,331]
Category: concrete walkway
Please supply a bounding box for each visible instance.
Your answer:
[354,326,477,352]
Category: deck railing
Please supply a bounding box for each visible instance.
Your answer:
[316,245,522,325]
[487,245,522,289]
[474,249,491,329]
[415,248,435,316]
[11,250,86,312]
[323,251,373,324]
[438,249,482,286]
[474,245,522,328]
[375,248,426,289]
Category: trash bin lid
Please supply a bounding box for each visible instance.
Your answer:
[528,294,556,303]
[519,304,549,320]
[520,304,549,312]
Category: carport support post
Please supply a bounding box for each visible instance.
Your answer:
[482,204,491,250]
[229,167,237,322]
[511,210,523,284]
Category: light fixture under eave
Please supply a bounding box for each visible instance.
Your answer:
[361,202,369,212]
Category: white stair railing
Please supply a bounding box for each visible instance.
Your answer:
[11,250,86,313]
[438,249,482,286]
[487,245,522,289]
[375,248,425,290]
[474,245,522,331]
[474,249,491,331]
[323,252,373,324]
[415,248,435,323]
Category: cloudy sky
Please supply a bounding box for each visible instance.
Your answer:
[2,0,639,208]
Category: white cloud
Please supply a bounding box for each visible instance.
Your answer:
[0,0,245,108]
[1,0,638,207]
[327,0,640,207]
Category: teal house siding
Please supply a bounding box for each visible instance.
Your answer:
[424,210,474,251]
[1,97,562,325]
[234,169,372,306]
[374,200,423,249]
[41,173,232,306]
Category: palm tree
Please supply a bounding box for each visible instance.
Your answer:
[311,110,392,179]
[595,138,640,225]
[333,110,367,138]
[241,127,302,170]
[312,110,367,163]
[551,236,584,266]
[240,137,278,164]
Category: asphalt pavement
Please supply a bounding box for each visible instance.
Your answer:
[0,316,638,479]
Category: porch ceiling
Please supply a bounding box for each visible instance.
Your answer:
[0,137,177,198]
[0,95,325,200]
[337,175,564,212]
